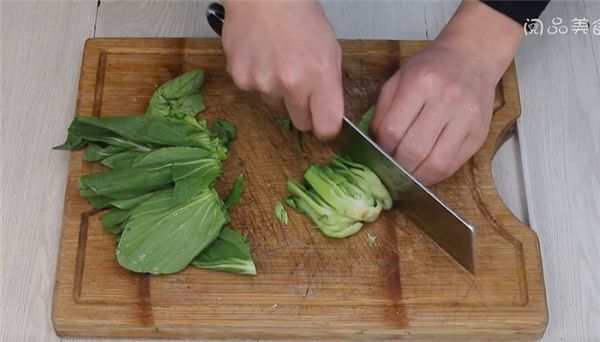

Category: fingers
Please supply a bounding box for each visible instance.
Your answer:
[392,102,451,172]
[412,118,470,185]
[284,93,312,132]
[371,78,426,154]
[261,94,285,111]
[445,129,489,178]
[308,74,344,140]
[371,72,401,133]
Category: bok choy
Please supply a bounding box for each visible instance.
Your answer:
[55,70,256,275]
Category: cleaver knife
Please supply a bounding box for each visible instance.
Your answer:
[206,2,476,274]
[336,118,476,274]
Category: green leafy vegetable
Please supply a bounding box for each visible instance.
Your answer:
[330,155,392,210]
[367,233,377,246]
[101,209,130,235]
[224,174,244,208]
[146,70,205,119]
[55,70,257,276]
[273,201,288,225]
[303,164,382,222]
[84,144,126,162]
[285,180,363,238]
[285,154,392,238]
[356,106,375,134]
[99,150,146,169]
[212,118,237,147]
[116,188,228,274]
[191,227,257,275]
[272,117,292,130]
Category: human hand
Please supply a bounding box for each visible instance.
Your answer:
[222,0,343,139]
[370,1,523,185]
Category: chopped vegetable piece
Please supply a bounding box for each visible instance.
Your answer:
[224,174,244,208]
[330,155,392,210]
[367,233,377,246]
[303,164,382,222]
[212,118,237,147]
[285,154,392,238]
[356,106,375,134]
[274,201,288,225]
[272,116,292,130]
[116,188,228,275]
[191,227,257,275]
[285,180,362,238]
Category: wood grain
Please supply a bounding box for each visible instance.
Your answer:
[0,2,97,342]
[51,38,547,341]
[515,2,600,341]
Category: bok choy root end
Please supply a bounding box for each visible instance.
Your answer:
[285,154,392,238]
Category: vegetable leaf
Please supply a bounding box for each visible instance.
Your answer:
[274,201,288,225]
[100,209,130,235]
[272,117,292,130]
[224,174,244,208]
[212,118,237,147]
[191,227,257,275]
[146,70,205,120]
[116,188,228,274]
[356,106,375,135]
[83,144,126,162]
[284,154,392,238]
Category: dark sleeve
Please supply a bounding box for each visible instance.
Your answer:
[481,1,550,25]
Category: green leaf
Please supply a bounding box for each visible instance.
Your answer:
[170,157,222,204]
[330,154,393,210]
[79,164,173,200]
[284,154,393,238]
[191,227,256,275]
[272,117,292,130]
[53,132,85,151]
[54,117,152,152]
[273,201,288,225]
[285,180,362,238]
[101,209,130,235]
[148,70,204,106]
[146,70,205,120]
[212,118,237,147]
[224,174,244,208]
[304,164,382,222]
[74,115,212,148]
[171,93,205,117]
[356,106,375,135]
[85,192,159,210]
[83,144,126,162]
[131,146,215,168]
[101,150,146,169]
[116,188,228,274]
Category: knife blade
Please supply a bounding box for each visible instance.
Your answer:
[335,117,476,274]
[206,1,476,274]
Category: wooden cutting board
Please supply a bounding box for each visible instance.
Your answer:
[53,38,547,341]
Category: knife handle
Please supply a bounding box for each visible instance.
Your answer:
[206,2,225,36]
